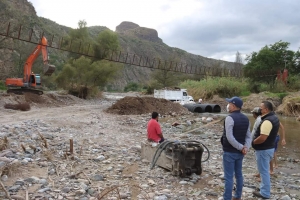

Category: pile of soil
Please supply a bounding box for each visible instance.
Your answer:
[106,96,190,115]
[276,92,300,116]
[0,92,85,109]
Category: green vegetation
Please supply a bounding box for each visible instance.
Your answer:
[124,82,140,92]
[54,20,122,98]
[244,40,300,89]
[56,56,122,98]
[180,77,249,100]
[0,81,6,90]
[264,92,288,100]
[288,97,300,103]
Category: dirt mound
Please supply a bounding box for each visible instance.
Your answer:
[24,93,46,104]
[0,91,85,109]
[106,96,190,115]
[243,92,281,112]
[4,103,30,111]
[276,92,300,116]
[206,95,227,111]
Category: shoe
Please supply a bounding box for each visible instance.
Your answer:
[252,191,269,199]
[232,198,242,200]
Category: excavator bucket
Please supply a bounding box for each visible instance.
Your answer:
[44,64,55,76]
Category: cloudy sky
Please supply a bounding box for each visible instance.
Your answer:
[29,0,300,62]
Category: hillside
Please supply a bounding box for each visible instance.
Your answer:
[0,0,236,90]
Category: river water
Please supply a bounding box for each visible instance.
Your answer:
[245,114,300,175]
[248,115,300,159]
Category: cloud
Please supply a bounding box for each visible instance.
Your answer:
[160,0,300,61]
[29,0,300,62]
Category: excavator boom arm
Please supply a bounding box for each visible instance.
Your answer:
[23,37,55,83]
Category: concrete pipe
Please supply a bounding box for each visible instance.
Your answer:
[183,104,221,113]
[183,104,203,113]
[208,104,221,113]
[197,104,213,113]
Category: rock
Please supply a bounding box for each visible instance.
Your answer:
[10,195,25,200]
[80,183,89,191]
[41,133,54,139]
[75,189,86,195]
[48,168,56,175]
[94,155,105,162]
[141,184,149,188]
[0,161,6,168]
[9,185,21,191]
[87,188,95,195]
[148,179,156,186]
[38,187,51,193]
[25,176,40,183]
[61,187,71,193]
[206,117,213,122]
[154,195,168,200]
[1,175,8,182]
[39,179,48,185]
[179,181,188,185]
[91,174,104,181]
[280,195,291,200]
[15,180,25,186]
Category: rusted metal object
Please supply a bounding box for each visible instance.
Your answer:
[141,140,204,177]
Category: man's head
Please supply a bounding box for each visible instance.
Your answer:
[251,107,261,118]
[225,96,243,112]
[260,101,273,115]
[152,112,159,120]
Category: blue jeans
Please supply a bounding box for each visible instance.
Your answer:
[255,149,274,198]
[223,151,244,200]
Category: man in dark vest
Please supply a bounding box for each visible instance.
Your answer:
[221,96,251,200]
[252,101,279,199]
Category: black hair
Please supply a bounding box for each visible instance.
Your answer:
[262,101,273,111]
[152,112,159,119]
[254,108,262,116]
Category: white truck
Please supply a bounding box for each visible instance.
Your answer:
[154,89,194,102]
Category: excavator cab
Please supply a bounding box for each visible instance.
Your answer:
[35,74,41,86]
[28,73,41,88]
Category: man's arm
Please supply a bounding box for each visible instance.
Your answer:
[156,123,163,138]
[225,116,244,151]
[253,120,272,144]
[279,122,286,146]
[245,123,252,150]
[251,117,261,138]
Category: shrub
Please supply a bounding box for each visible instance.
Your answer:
[124,82,140,92]
[287,75,300,91]
[180,77,248,100]
[0,81,6,90]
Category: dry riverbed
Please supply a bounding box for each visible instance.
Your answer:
[0,92,299,200]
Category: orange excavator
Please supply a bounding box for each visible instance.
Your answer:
[5,36,55,95]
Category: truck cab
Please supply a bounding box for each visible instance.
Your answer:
[182,90,194,102]
[154,88,194,102]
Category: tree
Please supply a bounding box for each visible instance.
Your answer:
[93,29,119,60]
[56,56,122,98]
[233,51,243,77]
[66,20,92,59]
[150,54,185,89]
[244,41,298,85]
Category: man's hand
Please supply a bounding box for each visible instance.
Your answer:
[281,139,286,146]
[241,146,247,155]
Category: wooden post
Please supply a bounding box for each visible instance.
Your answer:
[70,139,73,154]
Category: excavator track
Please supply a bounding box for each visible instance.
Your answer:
[7,88,43,95]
